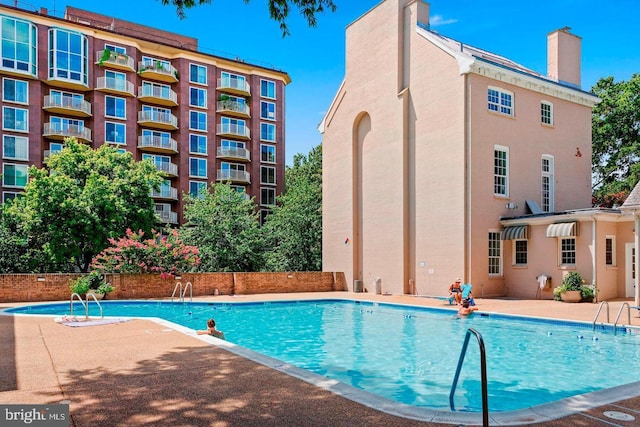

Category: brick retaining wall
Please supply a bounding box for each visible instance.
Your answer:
[0,272,347,302]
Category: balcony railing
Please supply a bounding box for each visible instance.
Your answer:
[138,85,178,106]
[156,210,178,224]
[43,123,92,142]
[96,50,135,71]
[96,76,135,96]
[217,77,251,95]
[43,149,63,163]
[152,162,178,177]
[216,123,250,139]
[137,135,178,154]
[138,60,179,83]
[137,110,178,130]
[43,95,92,117]
[216,146,250,161]
[216,100,250,117]
[150,186,178,200]
[217,169,250,183]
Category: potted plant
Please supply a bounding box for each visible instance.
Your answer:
[86,271,113,300]
[554,272,584,303]
[69,276,90,296]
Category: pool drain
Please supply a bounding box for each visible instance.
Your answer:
[603,411,635,421]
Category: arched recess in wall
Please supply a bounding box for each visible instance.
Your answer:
[352,111,371,283]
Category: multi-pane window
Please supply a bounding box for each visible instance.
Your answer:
[189,157,207,178]
[541,155,554,212]
[2,192,20,204]
[260,122,275,142]
[189,87,207,108]
[105,122,125,144]
[189,134,207,154]
[104,44,126,55]
[142,105,172,122]
[190,110,207,131]
[220,71,246,91]
[494,146,508,196]
[261,144,275,163]
[488,87,513,116]
[141,81,171,100]
[488,231,502,275]
[142,153,171,170]
[605,236,615,266]
[260,209,270,225]
[260,79,276,99]
[220,117,246,135]
[189,180,208,198]
[261,166,276,185]
[50,116,84,132]
[2,135,28,160]
[514,239,528,266]
[560,238,576,265]
[189,63,207,85]
[2,106,28,132]
[105,96,126,118]
[141,56,170,73]
[49,142,63,155]
[2,163,28,188]
[48,28,88,85]
[50,90,85,110]
[541,101,553,125]
[261,187,276,206]
[2,78,28,103]
[1,16,37,75]
[142,129,171,147]
[222,139,245,150]
[260,101,276,120]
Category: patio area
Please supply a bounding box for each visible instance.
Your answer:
[1,292,639,426]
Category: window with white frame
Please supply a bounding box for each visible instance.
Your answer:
[494,146,508,196]
[104,44,126,55]
[141,56,170,73]
[541,101,553,125]
[488,231,502,275]
[231,185,246,195]
[142,153,170,168]
[513,239,528,266]
[261,166,276,185]
[189,87,207,108]
[260,101,276,120]
[189,134,207,154]
[105,121,125,144]
[221,139,245,150]
[141,81,171,100]
[50,90,85,110]
[105,70,127,92]
[189,180,208,198]
[2,191,21,204]
[50,116,84,132]
[261,187,276,206]
[260,122,275,142]
[261,144,275,163]
[488,87,513,116]
[48,28,88,85]
[260,209,270,225]
[541,155,554,212]
[1,16,37,75]
[605,236,616,266]
[2,106,28,132]
[3,135,28,160]
[220,71,246,90]
[49,142,63,155]
[142,129,170,147]
[189,63,207,85]
[260,79,276,99]
[560,237,576,266]
[142,105,171,121]
[189,157,207,178]
[2,78,28,103]
[2,163,28,188]
[189,110,207,131]
[105,95,126,118]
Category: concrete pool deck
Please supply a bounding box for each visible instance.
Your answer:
[1,292,640,426]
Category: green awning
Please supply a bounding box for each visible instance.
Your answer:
[502,225,528,240]
[546,222,577,238]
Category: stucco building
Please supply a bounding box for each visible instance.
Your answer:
[0,4,289,224]
[321,0,639,305]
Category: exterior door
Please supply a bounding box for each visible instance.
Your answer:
[625,243,636,298]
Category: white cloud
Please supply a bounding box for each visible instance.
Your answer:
[430,14,458,27]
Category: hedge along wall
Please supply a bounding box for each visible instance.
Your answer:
[0,272,348,303]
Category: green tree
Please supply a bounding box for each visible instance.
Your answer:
[181,182,263,272]
[592,73,640,205]
[0,202,31,273]
[263,144,322,271]
[161,0,337,35]
[13,138,163,272]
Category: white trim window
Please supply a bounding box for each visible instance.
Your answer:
[260,187,276,207]
[2,163,28,188]
[260,122,276,142]
[560,237,576,266]
[189,110,207,131]
[48,28,88,85]
[189,86,207,108]
[605,235,616,266]
[260,101,276,120]
[541,155,554,212]
[105,121,126,144]
[2,106,28,132]
[494,145,509,197]
[189,180,208,198]
[260,79,276,99]
[513,239,528,266]
[104,44,127,55]
[261,144,276,163]
[2,135,28,160]
[260,166,276,185]
[488,86,513,116]
[541,101,553,125]
[105,95,126,119]
[189,134,207,155]
[189,157,207,178]
[189,63,207,85]
[1,16,37,76]
[2,78,28,104]
[2,191,21,204]
[488,231,502,275]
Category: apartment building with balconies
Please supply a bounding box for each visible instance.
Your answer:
[0,4,289,225]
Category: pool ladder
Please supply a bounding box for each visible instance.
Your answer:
[171,281,192,302]
[592,301,632,335]
[69,292,103,319]
[449,327,489,427]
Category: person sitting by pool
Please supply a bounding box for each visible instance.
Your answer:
[448,278,463,304]
[197,318,225,339]
[458,300,478,316]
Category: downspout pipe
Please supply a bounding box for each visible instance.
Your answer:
[591,217,597,302]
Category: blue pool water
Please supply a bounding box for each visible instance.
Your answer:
[7,299,640,413]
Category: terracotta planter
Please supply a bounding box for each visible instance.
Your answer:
[561,290,582,303]
[87,291,104,300]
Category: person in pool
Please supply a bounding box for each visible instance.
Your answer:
[458,300,478,317]
[197,318,225,339]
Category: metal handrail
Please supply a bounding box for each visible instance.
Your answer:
[70,293,86,317]
[171,282,182,302]
[182,281,193,302]
[85,293,103,319]
[592,301,610,331]
[613,302,631,335]
[449,328,489,427]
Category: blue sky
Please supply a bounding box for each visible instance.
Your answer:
[31,0,640,165]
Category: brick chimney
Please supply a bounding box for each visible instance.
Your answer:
[547,27,581,88]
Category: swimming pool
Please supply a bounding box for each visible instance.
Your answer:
[6,299,640,416]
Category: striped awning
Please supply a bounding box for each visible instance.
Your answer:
[546,222,577,238]
[502,225,528,240]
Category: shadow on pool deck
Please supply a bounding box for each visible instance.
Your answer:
[1,292,639,426]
